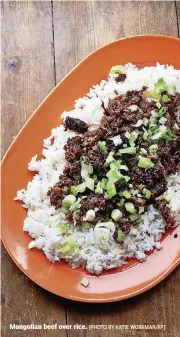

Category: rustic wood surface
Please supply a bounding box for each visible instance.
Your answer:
[1,1,180,337]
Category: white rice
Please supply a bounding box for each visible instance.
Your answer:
[15,63,180,275]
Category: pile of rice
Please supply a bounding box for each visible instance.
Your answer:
[15,63,180,275]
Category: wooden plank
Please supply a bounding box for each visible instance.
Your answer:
[53,1,178,84]
[1,2,66,336]
[176,1,180,35]
[53,2,179,337]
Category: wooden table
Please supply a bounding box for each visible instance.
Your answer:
[1,2,180,336]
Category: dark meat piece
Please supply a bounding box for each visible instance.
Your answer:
[64,116,88,134]
[113,220,135,243]
[81,194,106,212]
[84,128,106,148]
[115,74,127,83]
[158,139,180,175]
[151,181,167,199]
[131,164,166,191]
[47,185,65,209]
[63,162,81,178]
[87,146,107,176]
[155,200,175,227]
[130,197,146,207]
[64,136,83,162]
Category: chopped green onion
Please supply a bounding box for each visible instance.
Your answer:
[105,151,115,164]
[110,161,121,170]
[98,141,107,152]
[154,78,168,92]
[84,209,95,222]
[148,90,161,99]
[148,144,158,155]
[58,237,75,254]
[69,198,81,212]
[123,175,130,182]
[143,188,151,200]
[129,105,139,112]
[106,169,122,182]
[173,123,179,130]
[56,224,69,233]
[118,147,136,155]
[101,178,108,189]
[138,156,154,169]
[71,182,86,195]
[139,206,144,214]
[81,164,93,179]
[159,117,167,125]
[156,102,162,109]
[162,94,170,103]
[81,277,90,287]
[158,106,166,117]
[105,180,117,198]
[120,190,131,199]
[117,229,123,241]
[120,165,129,171]
[95,181,103,194]
[62,195,76,207]
[86,177,94,191]
[111,209,122,221]
[80,155,88,163]
[125,202,136,214]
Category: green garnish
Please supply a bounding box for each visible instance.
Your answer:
[139,206,144,214]
[162,94,170,103]
[148,144,158,155]
[101,178,108,189]
[143,188,151,200]
[81,277,89,287]
[110,161,121,170]
[98,141,107,152]
[69,198,81,212]
[129,105,139,112]
[71,182,86,195]
[154,78,168,92]
[80,155,88,163]
[156,102,162,109]
[111,209,123,221]
[105,180,117,198]
[56,224,69,233]
[105,151,114,164]
[118,147,136,155]
[86,177,94,191]
[58,237,75,254]
[173,123,179,130]
[117,229,123,241]
[62,195,76,207]
[125,202,136,214]
[120,190,131,199]
[95,181,103,194]
[81,164,93,179]
[138,156,154,169]
[106,169,122,182]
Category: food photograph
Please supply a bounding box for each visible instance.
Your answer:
[1,1,180,337]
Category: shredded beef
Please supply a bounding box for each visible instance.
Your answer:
[115,74,127,83]
[48,88,180,232]
[64,116,88,134]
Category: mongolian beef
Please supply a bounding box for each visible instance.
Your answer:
[48,87,180,234]
[16,63,180,275]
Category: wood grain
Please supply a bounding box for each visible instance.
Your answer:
[53,1,178,84]
[1,1,180,337]
[1,2,66,337]
[176,1,180,33]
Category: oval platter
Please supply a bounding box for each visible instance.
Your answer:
[2,35,180,302]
